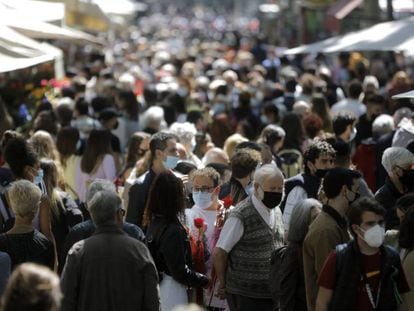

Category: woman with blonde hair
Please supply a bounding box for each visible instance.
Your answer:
[56,127,81,200]
[1,263,61,311]
[40,159,83,272]
[223,133,248,159]
[30,130,60,162]
[75,129,116,203]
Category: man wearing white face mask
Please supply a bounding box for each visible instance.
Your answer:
[316,197,410,311]
[126,131,180,227]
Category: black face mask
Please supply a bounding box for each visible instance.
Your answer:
[347,189,360,205]
[262,191,283,209]
[400,169,414,193]
[315,169,328,179]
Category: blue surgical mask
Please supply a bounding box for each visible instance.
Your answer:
[192,191,213,209]
[34,169,44,185]
[213,103,226,114]
[163,155,179,170]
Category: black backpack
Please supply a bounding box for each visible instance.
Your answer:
[278,149,303,178]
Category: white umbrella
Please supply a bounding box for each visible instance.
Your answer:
[392,90,414,99]
[285,16,414,54]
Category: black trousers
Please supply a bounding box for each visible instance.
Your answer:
[226,293,274,311]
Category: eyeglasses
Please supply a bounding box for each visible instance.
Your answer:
[193,186,215,193]
[118,208,126,216]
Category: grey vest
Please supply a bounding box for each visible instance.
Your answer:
[226,198,283,299]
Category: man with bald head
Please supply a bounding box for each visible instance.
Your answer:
[214,164,285,311]
[202,147,230,166]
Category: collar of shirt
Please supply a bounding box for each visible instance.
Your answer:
[252,194,275,229]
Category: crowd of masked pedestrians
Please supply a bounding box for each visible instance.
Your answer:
[0,8,414,311]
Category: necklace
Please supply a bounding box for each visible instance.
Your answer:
[365,280,381,309]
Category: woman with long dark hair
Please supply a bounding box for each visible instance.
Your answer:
[118,132,150,185]
[144,172,209,311]
[75,129,116,203]
[311,94,333,133]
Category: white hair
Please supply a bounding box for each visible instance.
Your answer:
[362,75,379,92]
[140,106,165,130]
[86,179,116,205]
[253,163,283,186]
[222,70,238,82]
[382,147,414,175]
[372,114,395,138]
[169,122,197,147]
[88,191,122,226]
[8,180,42,217]
[293,101,311,116]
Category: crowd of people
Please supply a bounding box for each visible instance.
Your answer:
[0,7,414,311]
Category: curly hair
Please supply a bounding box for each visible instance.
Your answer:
[190,167,221,188]
[303,140,336,174]
[230,148,261,179]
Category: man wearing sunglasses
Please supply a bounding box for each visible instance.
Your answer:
[316,197,409,311]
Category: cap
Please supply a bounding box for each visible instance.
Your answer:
[99,108,120,121]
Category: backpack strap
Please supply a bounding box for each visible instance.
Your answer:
[0,194,13,224]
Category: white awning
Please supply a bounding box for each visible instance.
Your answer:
[392,90,414,99]
[0,0,64,22]
[285,15,414,54]
[0,2,103,44]
[0,25,63,77]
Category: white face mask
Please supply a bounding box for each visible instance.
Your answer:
[360,224,385,248]
[192,191,213,209]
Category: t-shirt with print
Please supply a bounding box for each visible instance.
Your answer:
[318,250,410,311]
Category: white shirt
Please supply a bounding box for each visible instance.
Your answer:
[185,205,217,249]
[75,154,117,202]
[216,195,284,253]
[282,185,308,228]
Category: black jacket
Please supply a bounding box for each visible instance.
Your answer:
[126,169,156,227]
[330,240,404,311]
[375,178,402,230]
[146,216,208,288]
[279,242,307,311]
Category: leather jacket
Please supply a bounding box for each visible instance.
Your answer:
[146,215,208,288]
